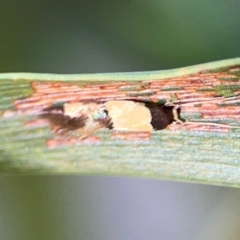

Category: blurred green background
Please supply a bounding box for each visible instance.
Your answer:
[1,1,240,239]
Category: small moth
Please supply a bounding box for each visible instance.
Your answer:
[40,100,178,139]
[2,63,240,144]
[40,97,240,140]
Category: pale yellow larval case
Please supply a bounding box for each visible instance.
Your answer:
[105,100,153,131]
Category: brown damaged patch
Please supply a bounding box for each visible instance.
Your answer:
[111,131,151,141]
[24,118,50,128]
[5,71,240,116]
[168,123,231,133]
[1,66,240,146]
[45,136,101,148]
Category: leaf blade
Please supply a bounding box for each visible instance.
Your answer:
[0,58,240,188]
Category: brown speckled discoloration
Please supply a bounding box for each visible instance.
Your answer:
[2,66,240,146]
[45,136,101,148]
[111,131,150,141]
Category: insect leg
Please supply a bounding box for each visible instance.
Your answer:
[172,105,184,124]
[166,102,240,130]
[78,122,104,139]
[168,97,240,129]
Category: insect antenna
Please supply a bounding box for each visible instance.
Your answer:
[171,105,240,130]
[166,95,240,130]
[180,121,240,129]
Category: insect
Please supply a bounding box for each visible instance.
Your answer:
[40,100,178,138]
[2,63,240,145]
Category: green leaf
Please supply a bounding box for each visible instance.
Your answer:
[1,58,240,188]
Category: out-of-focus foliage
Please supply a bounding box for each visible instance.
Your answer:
[1,1,240,73]
[0,1,240,240]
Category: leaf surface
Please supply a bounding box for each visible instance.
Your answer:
[1,58,240,188]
